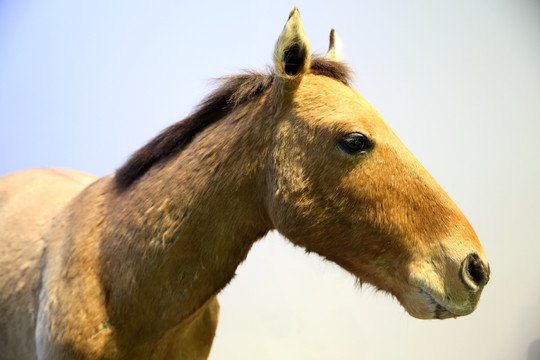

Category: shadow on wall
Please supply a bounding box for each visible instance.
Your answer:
[528,339,540,360]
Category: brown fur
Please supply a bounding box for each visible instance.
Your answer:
[0,8,488,360]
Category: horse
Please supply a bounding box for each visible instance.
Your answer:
[0,8,489,360]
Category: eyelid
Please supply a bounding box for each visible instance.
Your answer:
[337,132,374,155]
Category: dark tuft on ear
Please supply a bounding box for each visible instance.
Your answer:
[283,43,308,76]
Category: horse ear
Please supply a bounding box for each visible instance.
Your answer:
[325,28,343,61]
[273,7,311,77]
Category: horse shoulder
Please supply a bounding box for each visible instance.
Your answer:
[0,168,95,359]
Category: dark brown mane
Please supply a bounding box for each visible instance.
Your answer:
[114,57,353,190]
[310,57,351,85]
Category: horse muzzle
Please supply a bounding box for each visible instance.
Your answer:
[405,251,490,320]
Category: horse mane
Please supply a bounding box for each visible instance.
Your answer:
[114,57,352,190]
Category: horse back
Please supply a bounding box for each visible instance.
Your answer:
[0,168,96,360]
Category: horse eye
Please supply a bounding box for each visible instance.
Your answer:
[338,132,373,155]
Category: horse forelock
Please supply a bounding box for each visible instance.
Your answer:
[114,57,353,190]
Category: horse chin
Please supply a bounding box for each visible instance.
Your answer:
[398,288,463,320]
[417,289,459,320]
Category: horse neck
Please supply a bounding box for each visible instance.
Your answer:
[99,95,275,334]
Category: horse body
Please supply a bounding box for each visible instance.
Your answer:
[0,8,489,360]
[0,168,226,359]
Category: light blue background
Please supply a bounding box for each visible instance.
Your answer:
[1,1,539,359]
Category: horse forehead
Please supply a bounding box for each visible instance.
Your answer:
[295,75,385,128]
[297,75,361,105]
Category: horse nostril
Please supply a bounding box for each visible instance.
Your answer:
[460,253,490,291]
